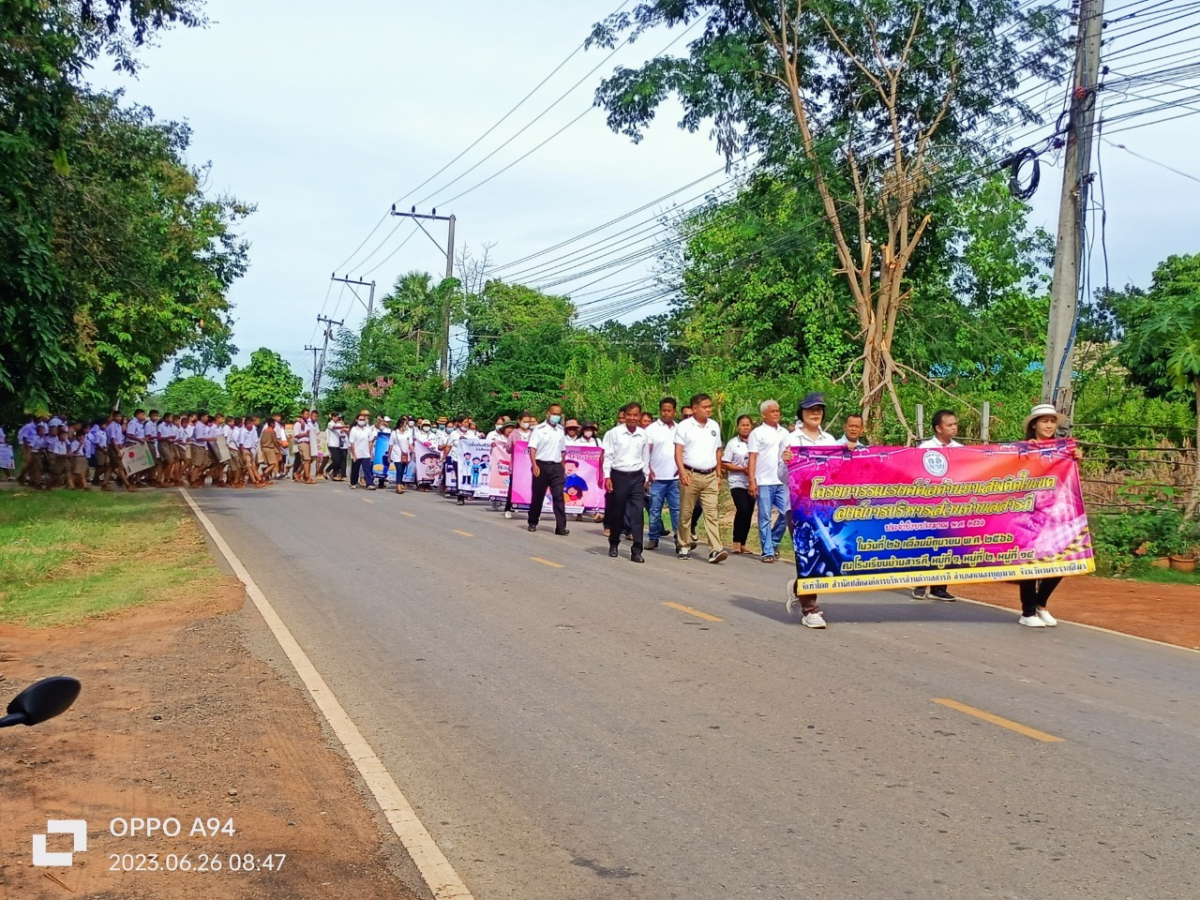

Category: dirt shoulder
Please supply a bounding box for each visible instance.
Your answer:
[0,586,421,899]
[954,576,1200,651]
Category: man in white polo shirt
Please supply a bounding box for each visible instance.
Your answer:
[913,409,962,602]
[747,398,791,564]
[673,393,726,563]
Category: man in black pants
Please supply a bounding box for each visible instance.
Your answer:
[527,403,569,535]
[603,402,650,563]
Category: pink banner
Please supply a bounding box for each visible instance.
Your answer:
[510,441,605,514]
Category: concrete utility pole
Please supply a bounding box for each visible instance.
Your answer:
[304,345,321,407]
[1041,0,1104,418]
[390,206,457,381]
[313,315,343,406]
[331,275,376,320]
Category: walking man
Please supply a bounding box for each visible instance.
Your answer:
[913,409,962,602]
[349,413,377,489]
[644,397,680,552]
[603,402,650,563]
[673,393,727,563]
[527,403,569,535]
[747,399,791,564]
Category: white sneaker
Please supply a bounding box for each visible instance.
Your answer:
[504,511,513,519]
[801,612,827,629]
[1018,615,1046,628]
[1035,608,1058,627]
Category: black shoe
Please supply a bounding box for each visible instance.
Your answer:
[911,587,928,600]
[555,528,570,536]
[457,497,465,505]
[645,539,659,551]
[608,545,619,558]
[631,552,645,564]
[527,525,538,532]
[930,587,957,602]
[660,530,673,539]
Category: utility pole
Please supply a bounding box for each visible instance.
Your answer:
[331,274,376,319]
[1041,0,1104,418]
[390,206,457,381]
[313,315,343,406]
[304,345,321,407]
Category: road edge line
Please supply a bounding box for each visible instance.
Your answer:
[179,490,475,900]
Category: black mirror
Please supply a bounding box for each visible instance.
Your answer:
[0,676,81,728]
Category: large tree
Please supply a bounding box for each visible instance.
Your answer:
[225,348,303,419]
[588,0,1064,434]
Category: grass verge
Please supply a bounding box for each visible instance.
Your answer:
[0,488,225,626]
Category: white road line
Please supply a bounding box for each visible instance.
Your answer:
[179,490,475,900]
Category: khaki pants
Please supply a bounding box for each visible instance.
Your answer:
[679,469,722,554]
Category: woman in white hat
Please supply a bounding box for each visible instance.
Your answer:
[1014,403,1085,628]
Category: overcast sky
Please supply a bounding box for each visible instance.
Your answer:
[87,0,1200,388]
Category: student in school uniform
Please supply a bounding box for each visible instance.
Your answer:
[105,411,134,492]
[17,416,38,485]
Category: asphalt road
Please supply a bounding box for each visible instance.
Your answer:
[194,481,1200,900]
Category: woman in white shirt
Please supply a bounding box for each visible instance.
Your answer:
[722,415,755,554]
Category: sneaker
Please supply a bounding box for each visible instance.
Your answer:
[1018,615,1047,628]
[676,548,690,560]
[504,511,513,519]
[801,612,827,629]
[708,549,729,564]
[911,586,928,600]
[930,587,956,602]
[1035,608,1058,627]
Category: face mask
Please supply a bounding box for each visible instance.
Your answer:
[357,419,366,426]
[583,431,594,439]
[548,415,562,425]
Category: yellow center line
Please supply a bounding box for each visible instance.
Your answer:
[662,602,723,623]
[400,511,417,519]
[452,529,474,538]
[531,557,564,569]
[932,698,1064,743]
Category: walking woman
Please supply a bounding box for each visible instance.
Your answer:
[1015,403,1085,628]
[723,415,755,554]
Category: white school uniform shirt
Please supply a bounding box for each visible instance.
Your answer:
[918,437,962,449]
[18,422,37,445]
[243,425,261,452]
[83,431,95,458]
[326,423,342,451]
[273,422,287,446]
[644,419,679,480]
[144,419,159,443]
[292,418,309,444]
[601,426,650,479]
[106,420,125,446]
[126,418,146,442]
[92,424,107,449]
[50,437,68,455]
[528,421,567,463]
[722,435,751,490]
[309,421,320,450]
[673,416,723,471]
[747,422,790,487]
[0,424,6,445]
[348,424,377,460]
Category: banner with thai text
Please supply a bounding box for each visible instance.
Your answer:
[488,439,513,499]
[786,441,1093,594]
[510,441,605,514]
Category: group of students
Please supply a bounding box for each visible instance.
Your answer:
[8,394,1078,631]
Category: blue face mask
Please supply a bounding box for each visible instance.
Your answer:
[549,415,562,425]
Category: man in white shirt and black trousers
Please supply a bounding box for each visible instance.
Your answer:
[527,403,570,535]
[603,401,650,563]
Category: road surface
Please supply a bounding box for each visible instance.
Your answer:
[194,482,1200,900]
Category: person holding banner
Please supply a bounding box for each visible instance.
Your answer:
[527,403,569,535]
[783,393,839,628]
[913,410,963,602]
[389,421,412,494]
[673,394,727,564]
[603,402,650,563]
[104,411,135,492]
[1013,404,1085,628]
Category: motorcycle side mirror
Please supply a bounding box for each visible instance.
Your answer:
[0,676,81,728]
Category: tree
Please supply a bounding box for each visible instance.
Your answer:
[0,1,224,420]
[162,375,229,413]
[224,349,303,419]
[1123,253,1200,518]
[588,0,1064,434]
[464,281,574,368]
[172,324,239,378]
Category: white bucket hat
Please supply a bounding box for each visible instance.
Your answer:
[1023,403,1067,434]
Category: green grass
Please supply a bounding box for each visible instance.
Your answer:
[0,489,223,626]
[1119,566,1200,587]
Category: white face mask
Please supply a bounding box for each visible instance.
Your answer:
[357,419,367,426]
